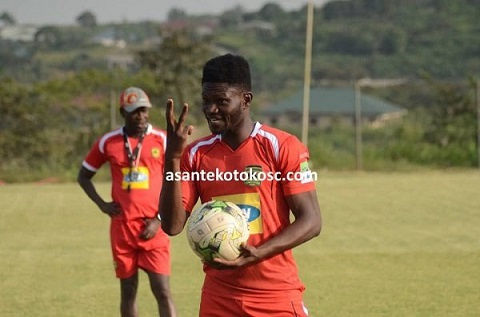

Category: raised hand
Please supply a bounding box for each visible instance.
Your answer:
[165,99,194,159]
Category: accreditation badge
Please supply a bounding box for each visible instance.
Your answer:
[121,167,150,190]
[130,171,140,182]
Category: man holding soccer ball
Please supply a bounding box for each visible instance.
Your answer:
[149,54,322,316]
[77,87,176,317]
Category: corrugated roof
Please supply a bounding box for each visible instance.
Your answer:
[264,87,405,116]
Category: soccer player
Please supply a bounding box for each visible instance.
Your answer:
[148,54,322,316]
[77,87,176,317]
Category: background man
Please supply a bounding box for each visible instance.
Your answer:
[78,87,176,317]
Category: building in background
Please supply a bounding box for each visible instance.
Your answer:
[263,87,406,128]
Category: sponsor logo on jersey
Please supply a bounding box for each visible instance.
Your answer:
[299,161,314,184]
[213,192,263,234]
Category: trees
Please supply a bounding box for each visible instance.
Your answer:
[167,8,188,22]
[136,29,212,120]
[378,77,478,167]
[219,6,244,28]
[422,78,478,165]
[0,1,479,181]
[0,77,52,179]
[76,11,97,28]
[0,11,16,25]
[34,26,61,48]
[257,3,285,22]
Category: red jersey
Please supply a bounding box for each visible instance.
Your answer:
[83,124,166,220]
[181,122,316,302]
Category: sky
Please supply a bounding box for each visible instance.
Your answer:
[0,0,312,25]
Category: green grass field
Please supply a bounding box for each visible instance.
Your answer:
[1,171,479,316]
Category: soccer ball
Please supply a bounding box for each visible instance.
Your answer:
[186,200,250,263]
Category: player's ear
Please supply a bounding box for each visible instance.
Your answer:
[119,108,126,118]
[243,92,253,109]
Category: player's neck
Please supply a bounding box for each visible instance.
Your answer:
[123,125,147,138]
[222,119,255,150]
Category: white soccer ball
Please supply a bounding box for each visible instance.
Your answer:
[186,200,250,264]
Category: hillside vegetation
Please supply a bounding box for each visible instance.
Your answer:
[0,0,479,181]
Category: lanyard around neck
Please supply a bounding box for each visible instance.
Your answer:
[122,127,147,167]
[122,127,147,191]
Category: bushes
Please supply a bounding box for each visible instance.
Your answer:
[297,101,478,171]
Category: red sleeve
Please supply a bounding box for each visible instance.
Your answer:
[180,145,199,213]
[82,138,107,172]
[278,135,316,196]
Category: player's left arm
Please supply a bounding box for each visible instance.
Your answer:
[286,189,322,245]
[214,134,321,268]
[249,134,322,259]
[248,190,321,259]
[214,190,321,268]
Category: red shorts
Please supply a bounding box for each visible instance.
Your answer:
[199,291,309,317]
[110,217,170,279]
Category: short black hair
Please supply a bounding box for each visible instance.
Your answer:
[202,54,251,90]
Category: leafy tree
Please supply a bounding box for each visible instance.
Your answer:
[0,69,152,181]
[167,8,188,21]
[219,6,244,28]
[34,26,61,48]
[325,30,375,55]
[382,77,478,167]
[76,11,97,28]
[0,78,51,176]
[258,3,285,22]
[378,28,407,55]
[136,29,212,121]
[0,11,16,25]
[422,77,477,164]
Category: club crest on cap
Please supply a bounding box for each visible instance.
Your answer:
[124,92,139,105]
[120,87,152,112]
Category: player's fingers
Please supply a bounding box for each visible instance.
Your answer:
[177,103,189,127]
[140,228,151,239]
[183,125,194,136]
[165,99,175,128]
[209,259,230,270]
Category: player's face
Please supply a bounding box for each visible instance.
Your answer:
[122,107,149,135]
[202,83,249,135]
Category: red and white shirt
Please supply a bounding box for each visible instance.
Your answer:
[82,124,166,220]
[181,122,316,301]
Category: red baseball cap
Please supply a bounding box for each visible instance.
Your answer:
[119,87,152,112]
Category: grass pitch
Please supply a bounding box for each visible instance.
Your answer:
[0,171,479,316]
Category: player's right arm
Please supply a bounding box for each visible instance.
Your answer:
[158,99,194,236]
[77,166,121,217]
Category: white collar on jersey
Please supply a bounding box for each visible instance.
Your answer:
[216,122,262,141]
[250,122,262,137]
[145,123,153,135]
